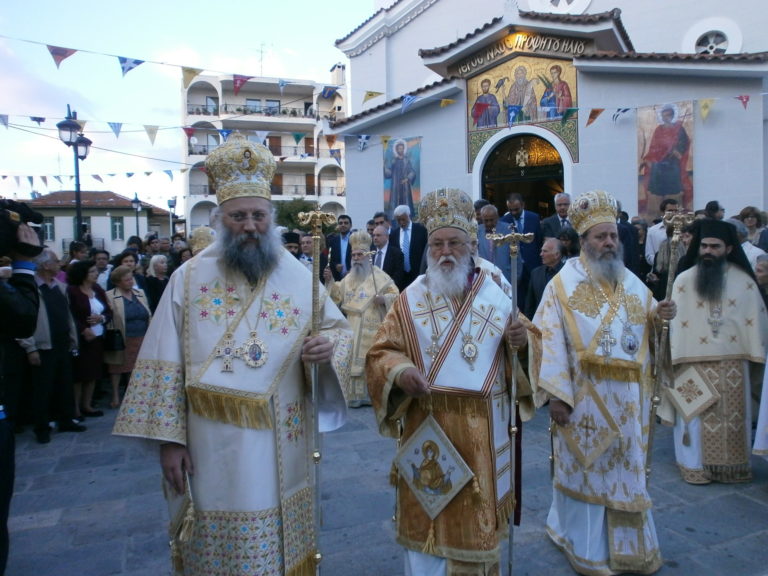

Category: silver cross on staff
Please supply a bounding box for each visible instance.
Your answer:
[486,230,534,315]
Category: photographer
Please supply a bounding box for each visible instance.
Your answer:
[0,200,42,575]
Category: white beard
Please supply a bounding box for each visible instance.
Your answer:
[426,252,471,300]
[583,241,625,285]
[348,259,372,285]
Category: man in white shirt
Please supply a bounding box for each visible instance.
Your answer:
[645,198,679,266]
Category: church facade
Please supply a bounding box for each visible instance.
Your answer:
[331,0,768,224]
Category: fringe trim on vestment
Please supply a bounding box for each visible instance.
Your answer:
[170,540,184,575]
[580,355,642,384]
[419,393,485,416]
[169,495,195,574]
[286,553,318,576]
[422,520,437,554]
[187,386,273,429]
[706,463,753,483]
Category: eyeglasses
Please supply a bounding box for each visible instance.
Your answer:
[428,239,468,251]
[226,211,268,223]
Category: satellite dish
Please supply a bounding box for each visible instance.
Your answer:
[190,136,198,144]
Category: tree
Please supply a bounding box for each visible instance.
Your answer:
[274,198,336,234]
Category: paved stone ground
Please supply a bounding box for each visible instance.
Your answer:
[7,403,768,575]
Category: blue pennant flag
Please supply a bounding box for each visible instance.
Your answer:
[118,57,144,77]
[401,95,417,114]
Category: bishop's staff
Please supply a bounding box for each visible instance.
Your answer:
[297,208,337,575]
[646,210,693,478]
[487,229,533,576]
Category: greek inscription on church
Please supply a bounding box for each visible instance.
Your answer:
[455,33,589,77]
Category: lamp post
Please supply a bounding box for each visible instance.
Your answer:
[131,193,142,237]
[57,105,92,241]
[167,196,177,236]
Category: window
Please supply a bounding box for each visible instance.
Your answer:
[245,98,261,114]
[205,96,219,115]
[265,99,280,115]
[42,217,54,242]
[111,216,124,241]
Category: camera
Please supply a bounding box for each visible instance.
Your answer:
[0,199,44,257]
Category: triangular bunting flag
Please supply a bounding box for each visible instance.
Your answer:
[401,95,417,114]
[440,99,456,108]
[182,126,195,139]
[325,135,337,148]
[233,74,253,96]
[144,125,159,145]
[118,56,144,77]
[329,149,341,166]
[27,176,33,188]
[381,135,391,148]
[144,172,152,177]
[735,94,750,109]
[362,91,383,104]
[293,133,304,145]
[507,106,521,126]
[321,86,338,99]
[164,170,174,181]
[14,176,20,187]
[358,135,370,151]
[108,122,122,138]
[182,67,203,89]
[0,115,7,128]
[278,79,287,94]
[586,108,605,127]
[30,117,45,125]
[126,172,135,178]
[40,176,47,187]
[699,99,714,121]
[93,175,103,183]
[53,176,62,185]
[254,131,268,144]
[47,45,77,69]
[612,108,631,122]
[219,129,232,141]
[180,168,189,174]
[560,108,578,125]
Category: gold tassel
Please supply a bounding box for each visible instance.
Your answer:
[389,461,399,486]
[170,539,184,574]
[422,520,437,555]
[471,476,483,505]
[187,386,273,429]
[178,501,196,543]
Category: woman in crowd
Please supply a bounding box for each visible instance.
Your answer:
[144,254,169,313]
[108,250,147,291]
[632,218,652,282]
[104,265,151,409]
[67,259,111,419]
[738,205,765,246]
[176,247,193,267]
[558,226,580,259]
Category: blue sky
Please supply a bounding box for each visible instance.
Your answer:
[0,0,375,211]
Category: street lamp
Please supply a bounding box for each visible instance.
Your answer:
[131,193,142,237]
[57,105,92,241]
[167,196,177,236]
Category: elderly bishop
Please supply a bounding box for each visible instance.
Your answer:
[113,132,352,576]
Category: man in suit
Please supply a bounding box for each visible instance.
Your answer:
[390,204,428,288]
[541,192,571,239]
[326,214,353,281]
[373,211,391,235]
[500,192,543,310]
[372,225,405,291]
[524,237,565,320]
[477,204,514,285]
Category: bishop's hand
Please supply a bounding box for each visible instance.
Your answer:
[397,367,430,397]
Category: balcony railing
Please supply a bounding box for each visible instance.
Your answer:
[220,103,317,119]
[190,184,211,197]
[188,184,343,198]
[188,144,319,159]
[186,103,219,116]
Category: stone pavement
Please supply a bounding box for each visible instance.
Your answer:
[7,403,768,576]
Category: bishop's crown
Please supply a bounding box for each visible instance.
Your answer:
[205,131,276,204]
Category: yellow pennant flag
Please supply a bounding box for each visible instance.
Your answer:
[144,125,159,145]
[380,135,391,148]
[362,91,383,104]
[699,98,714,121]
[440,99,456,108]
[182,67,204,89]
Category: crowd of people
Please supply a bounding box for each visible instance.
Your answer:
[4,132,768,576]
[7,229,209,447]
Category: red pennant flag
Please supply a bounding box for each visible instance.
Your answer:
[47,45,77,68]
[325,135,337,148]
[182,126,195,139]
[233,75,253,96]
[586,108,605,127]
[735,94,750,109]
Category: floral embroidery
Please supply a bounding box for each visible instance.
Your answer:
[283,401,304,443]
[262,293,301,334]
[193,280,240,324]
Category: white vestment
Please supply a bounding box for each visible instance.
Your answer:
[113,245,352,576]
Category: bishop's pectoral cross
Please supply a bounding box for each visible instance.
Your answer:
[708,307,723,337]
[214,333,238,372]
[598,325,616,356]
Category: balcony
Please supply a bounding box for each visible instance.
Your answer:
[190,184,211,197]
[188,144,316,159]
[220,103,317,119]
[186,103,220,116]
[270,184,345,197]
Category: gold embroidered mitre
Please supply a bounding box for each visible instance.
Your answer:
[568,189,618,236]
[189,226,216,255]
[349,230,372,252]
[205,131,276,204]
[419,188,474,236]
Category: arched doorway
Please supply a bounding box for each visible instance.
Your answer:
[480,134,564,219]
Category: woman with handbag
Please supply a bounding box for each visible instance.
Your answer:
[67,260,112,419]
[104,265,151,409]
